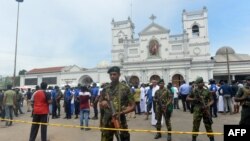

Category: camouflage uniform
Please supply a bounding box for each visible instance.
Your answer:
[99,82,134,141]
[236,82,250,125]
[189,83,214,139]
[14,90,24,116]
[56,89,63,117]
[154,87,173,140]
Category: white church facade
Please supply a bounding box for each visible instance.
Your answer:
[20,7,250,87]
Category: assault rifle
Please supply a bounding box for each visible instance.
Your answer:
[158,99,168,119]
[108,90,121,141]
[195,93,213,124]
[155,90,170,118]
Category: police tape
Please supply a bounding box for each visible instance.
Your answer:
[0,118,223,135]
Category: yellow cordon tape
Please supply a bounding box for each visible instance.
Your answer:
[0,118,223,135]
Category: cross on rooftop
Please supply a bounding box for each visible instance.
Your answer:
[149,14,156,23]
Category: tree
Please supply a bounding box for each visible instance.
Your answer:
[19,69,27,75]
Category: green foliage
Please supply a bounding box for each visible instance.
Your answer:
[19,69,27,75]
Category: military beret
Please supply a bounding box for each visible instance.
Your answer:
[107,66,120,74]
[158,79,164,84]
[195,77,204,84]
[245,76,250,80]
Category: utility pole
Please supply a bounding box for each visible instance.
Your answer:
[13,0,24,87]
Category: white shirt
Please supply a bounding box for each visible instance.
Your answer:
[173,87,179,98]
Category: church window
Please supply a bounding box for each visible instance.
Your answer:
[118,38,123,43]
[192,25,199,37]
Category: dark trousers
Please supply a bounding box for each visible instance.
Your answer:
[210,99,218,117]
[65,100,71,118]
[29,114,48,141]
[57,101,61,116]
[173,98,180,109]
[93,102,98,117]
[0,107,5,120]
[181,94,190,111]
[74,101,80,116]
[135,101,141,114]
[52,100,57,118]
[146,102,152,113]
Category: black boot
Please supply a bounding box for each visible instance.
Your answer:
[75,115,78,119]
[209,136,215,141]
[154,133,161,139]
[167,134,172,141]
[92,116,98,120]
[120,132,130,141]
[192,136,197,141]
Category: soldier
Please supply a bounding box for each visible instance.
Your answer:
[90,83,99,120]
[14,88,24,116]
[99,66,135,141]
[235,76,250,125]
[55,86,63,117]
[51,86,62,119]
[187,77,214,141]
[153,79,173,141]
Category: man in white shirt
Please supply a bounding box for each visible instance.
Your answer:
[173,84,179,109]
[140,84,146,113]
[151,79,159,125]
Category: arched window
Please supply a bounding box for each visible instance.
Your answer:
[118,38,123,43]
[117,31,124,44]
[192,25,199,37]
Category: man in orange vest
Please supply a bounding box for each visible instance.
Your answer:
[29,82,52,141]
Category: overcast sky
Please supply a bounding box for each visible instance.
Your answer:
[0,0,250,76]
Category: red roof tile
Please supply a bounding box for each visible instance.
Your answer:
[27,66,65,74]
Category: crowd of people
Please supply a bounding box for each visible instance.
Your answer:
[0,66,250,141]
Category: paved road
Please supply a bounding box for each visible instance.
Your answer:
[0,102,241,141]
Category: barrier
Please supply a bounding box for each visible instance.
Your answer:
[0,118,223,135]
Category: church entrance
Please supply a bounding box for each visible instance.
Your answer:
[129,76,140,86]
[79,75,93,86]
[172,74,184,88]
[150,75,161,82]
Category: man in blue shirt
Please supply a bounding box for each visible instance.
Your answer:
[64,85,72,119]
[218,80,233,114]
[51,87,58,119]
[209,79,218,117]
[179,80,191,112]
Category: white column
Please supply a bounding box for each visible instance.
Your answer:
[37,76,42,86]
[185,68,189,83]
[232,74,235,80]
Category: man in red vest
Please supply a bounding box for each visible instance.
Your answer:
[29,82,52,141]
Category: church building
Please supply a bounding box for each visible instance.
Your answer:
[20,7,250,87]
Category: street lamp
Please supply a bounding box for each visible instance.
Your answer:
[13,0,24,87]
